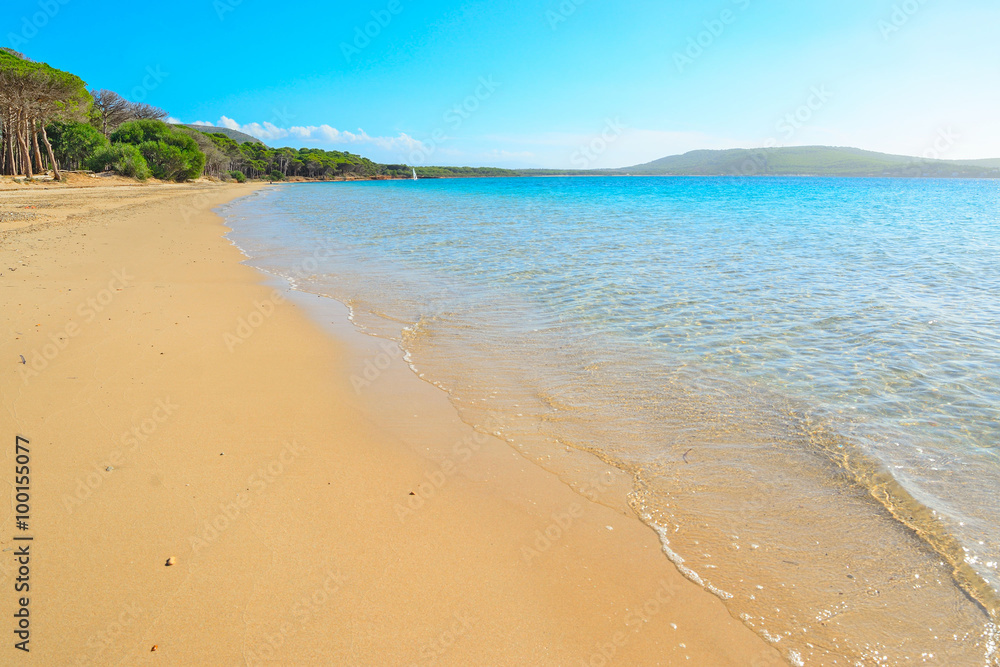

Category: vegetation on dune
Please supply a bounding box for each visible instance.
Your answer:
[174,125,228,177]
[0,49,175,181]
[45,120,107,171]
[414,166,519,178]
[0,51,380,183]
[1,49,549,183]
[0,48,90,180]
[86,143,152,180]
[1,49,518,182]
[201,133,389,180]
[110,119,205,182]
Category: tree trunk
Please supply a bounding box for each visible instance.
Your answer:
[5,133,13,175]
[1,112,11,175]
[17,112,32,178]
[0,111,6,175]
[40,124,60,181]
[31,119,45,174]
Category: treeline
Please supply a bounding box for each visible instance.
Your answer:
[2,49,523,184]
[0,49,396,183]
[196,134,391,181]
[0,48,187,180]
[414,166,519,178]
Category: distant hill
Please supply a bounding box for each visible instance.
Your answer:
[956,157,1000,169]
[182,124,265,146]
[616,146,1000,178]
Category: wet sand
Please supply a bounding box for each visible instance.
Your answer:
[0,181,782,665]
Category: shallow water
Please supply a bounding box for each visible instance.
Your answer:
[223,177,1000,665]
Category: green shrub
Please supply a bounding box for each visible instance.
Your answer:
[229,170,246,183]
[109,119,171,144]
[110,120,205,181]
[46,121,108,171]
[268,170,284,181]
[137,141,190,181]
[174,126,229,178]
[86,143,152,180]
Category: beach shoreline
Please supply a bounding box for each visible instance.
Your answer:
[0,182,781,665]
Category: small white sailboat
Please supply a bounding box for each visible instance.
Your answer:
[412,167,418,181]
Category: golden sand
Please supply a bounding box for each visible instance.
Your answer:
[0,181,782,665]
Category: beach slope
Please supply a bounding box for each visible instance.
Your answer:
[0,183,781,665]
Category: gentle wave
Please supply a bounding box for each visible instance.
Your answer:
[222,177,1000,665]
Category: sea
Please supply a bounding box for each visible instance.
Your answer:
[221,176,1000,666]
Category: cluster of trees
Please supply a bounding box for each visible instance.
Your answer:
[194,134,390,181]
[40,119,205,181]
[414,165,519,178]
[0,49,183,180]
[0,47,89,180]
[3,50,520,184]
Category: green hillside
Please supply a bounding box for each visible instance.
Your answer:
[955,157,1000,169]
[616,146,1000,178]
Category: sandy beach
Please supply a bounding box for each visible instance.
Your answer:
[0,181,782,665]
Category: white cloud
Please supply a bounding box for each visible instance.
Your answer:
[202,116,426,153]
[152,117,724,168]
[168,118,217,127]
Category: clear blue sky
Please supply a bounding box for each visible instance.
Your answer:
[5,0,998,168]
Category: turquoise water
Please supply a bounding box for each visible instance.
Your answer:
[223,177,1000,665]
